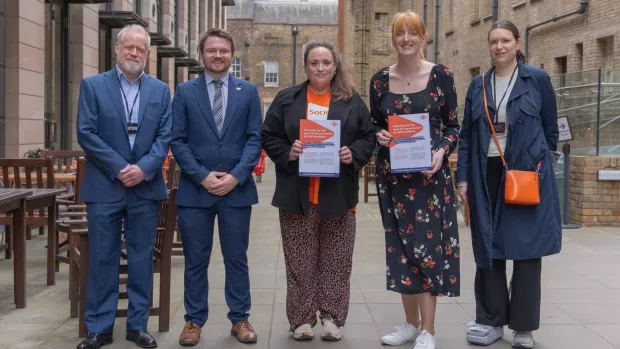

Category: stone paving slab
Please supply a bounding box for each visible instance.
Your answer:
[0,165,619,348]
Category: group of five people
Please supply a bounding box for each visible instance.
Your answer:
[75,10,560,349]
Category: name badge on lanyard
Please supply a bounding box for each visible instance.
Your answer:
[492,66,517,135]
[128,123,138,134]
[118,75,141,135]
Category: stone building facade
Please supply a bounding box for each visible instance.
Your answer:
[227,0,338,118]
[340,0,619,104]
[1,0,229,157]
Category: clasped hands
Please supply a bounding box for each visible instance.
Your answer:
[201,172,239,196]
[289,140,353,164]
[118,164,146,187]
[376,130,445,177]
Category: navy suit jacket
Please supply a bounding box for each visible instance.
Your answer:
[171,73,262,208]
[77,69,172,203]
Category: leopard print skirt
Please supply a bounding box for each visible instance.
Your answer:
[279,204,356,331]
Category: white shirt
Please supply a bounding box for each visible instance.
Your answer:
[488,68,518,158]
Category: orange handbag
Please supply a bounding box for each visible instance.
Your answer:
[482,73,540,205]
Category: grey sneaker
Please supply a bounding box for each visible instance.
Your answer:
[512,331,534,348]
[466,321,504,345]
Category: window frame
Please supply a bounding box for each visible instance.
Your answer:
[229,56,241,78]
[264,60,279,86]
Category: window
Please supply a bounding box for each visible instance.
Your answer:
[264,61,279,86]
[373,13,390,53]
[469,67,480,78]
[604,37,614,68]
[302,43,307,66]
[263,102,271,119]
[230,57,241,78]
[575,43,584,72]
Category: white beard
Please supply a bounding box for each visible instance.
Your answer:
[118,60,145,76]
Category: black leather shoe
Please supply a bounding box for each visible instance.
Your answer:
[76,333,113,349]
[126,330,158,348]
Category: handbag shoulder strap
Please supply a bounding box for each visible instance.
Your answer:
[481,73,507,169]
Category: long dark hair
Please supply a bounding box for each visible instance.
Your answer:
[488,20,526,63]
[303,40,356,102]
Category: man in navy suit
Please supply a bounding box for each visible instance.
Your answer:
[171,28,262,346]
[76,24,172,349]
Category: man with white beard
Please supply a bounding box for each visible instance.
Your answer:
[76,24,172,349]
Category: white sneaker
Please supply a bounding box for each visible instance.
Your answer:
[512,331,534,348]
[293,324,313,341]
[466,321,504,345]
[321,318,341,341]
[380,323,420,346]
[413,330,436,349]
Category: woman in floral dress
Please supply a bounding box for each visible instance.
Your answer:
[370,11,461,349]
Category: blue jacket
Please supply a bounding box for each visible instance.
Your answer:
[170,73,262,208]
[457,62,562,268]
[77,69,172,203]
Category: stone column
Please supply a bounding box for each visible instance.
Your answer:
[70,4,100,150]
[4,0,45,157]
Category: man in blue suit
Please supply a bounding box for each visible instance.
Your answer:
[76,24,172,349]
[171,28,262,346]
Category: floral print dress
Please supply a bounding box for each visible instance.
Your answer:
[369,65,461,296]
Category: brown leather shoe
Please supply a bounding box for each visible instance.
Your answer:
[231,320,258,343]
[179,322,201,346]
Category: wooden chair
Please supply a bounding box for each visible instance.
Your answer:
[363,155,378,203]
[0,158,55,258]
[448,154,470,226]
[55,158,87,267]
[64,188,178,337]
[42,150,85,202]
[165,157,184,256]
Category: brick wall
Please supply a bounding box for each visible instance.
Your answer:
[227,19,338,116]
[341,0,620,111]
[569,156,620,226]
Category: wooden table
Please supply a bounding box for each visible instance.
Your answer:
[0,188,66,308]
[0,189,32,308]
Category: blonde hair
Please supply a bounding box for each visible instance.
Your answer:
[391,11,427,59]
[303,40,356,102]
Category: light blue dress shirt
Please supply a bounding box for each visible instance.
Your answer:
[205,72,229,122]
[116,66,145,150]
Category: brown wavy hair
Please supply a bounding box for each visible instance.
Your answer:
[303,40,355,102]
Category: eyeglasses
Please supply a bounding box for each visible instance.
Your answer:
[122,45,147,55]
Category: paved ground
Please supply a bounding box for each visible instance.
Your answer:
[1,165,620,349]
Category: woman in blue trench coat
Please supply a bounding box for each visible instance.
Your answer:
[456,20,561,349]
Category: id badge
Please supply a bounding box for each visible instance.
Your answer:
[128,123,138,134]
[493,122,506,134]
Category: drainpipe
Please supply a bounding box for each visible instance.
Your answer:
[292,25,299,86]
[492,0,499,23]
[434,0,440,63]
[525,0,588,61]
[423,0,427,57]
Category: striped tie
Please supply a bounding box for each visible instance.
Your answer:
[213,79,224,134]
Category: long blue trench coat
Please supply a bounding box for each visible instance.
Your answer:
[457,61,562,268]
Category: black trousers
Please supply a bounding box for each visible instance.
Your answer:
[474,156,542,331]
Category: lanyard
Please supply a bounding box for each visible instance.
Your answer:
[117,74,142,125]
[492,65,517,123]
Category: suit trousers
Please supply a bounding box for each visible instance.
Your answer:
[85,190,160,334]
[474,156,542,331]
[177,200,252,326]
[279,204,356,331]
